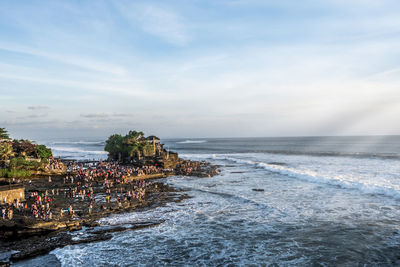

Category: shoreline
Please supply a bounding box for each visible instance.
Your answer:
[2,181,189,263]
[0,159,219,265]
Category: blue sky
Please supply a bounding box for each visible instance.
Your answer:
[1,0,400,139]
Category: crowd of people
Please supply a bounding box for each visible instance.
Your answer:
[1,161,168,222]
[61,161,164,218]
[67,161,166,179]
[1,197,26,220]
[1,159,211,223]
[46,157,64,170]
[29,191,53,220]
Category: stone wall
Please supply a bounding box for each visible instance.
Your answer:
[0,185,25,204]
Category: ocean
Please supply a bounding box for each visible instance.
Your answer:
[17,136,400,266]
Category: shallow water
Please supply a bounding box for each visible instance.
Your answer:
[17,136,400,266]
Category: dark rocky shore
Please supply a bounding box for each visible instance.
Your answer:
[0,160,218,266]
[1,182,187,264]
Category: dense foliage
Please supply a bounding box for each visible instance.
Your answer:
[105,130,154,161]
[37,145,53,159]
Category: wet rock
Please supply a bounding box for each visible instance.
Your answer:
[252,188,264,192]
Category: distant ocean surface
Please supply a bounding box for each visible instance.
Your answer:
[41,139,108,161]
[21,136,400,266]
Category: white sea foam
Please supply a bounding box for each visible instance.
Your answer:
[46,140,105,146]
[51,246,86,266]
[183,152,400,200]
[179,153,214,160]
[50,146,108,154]
[49,141,104,145]
[98,205,176,226]
[177,140,207,144]
[255,162,400,199]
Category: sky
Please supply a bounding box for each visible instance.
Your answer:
[1,0,400,140]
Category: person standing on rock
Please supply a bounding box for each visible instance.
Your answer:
[8,208,13,220]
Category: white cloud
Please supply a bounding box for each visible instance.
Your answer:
[17,113,48,119]
[1,0,400,137]
[80,113,109,118]
[80,112,133,118]
[0,43,127,76]
[0,69,166,99]
[28,105,49,110]
[116,2,189,46]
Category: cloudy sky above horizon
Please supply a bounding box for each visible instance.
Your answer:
[1,0,400,139]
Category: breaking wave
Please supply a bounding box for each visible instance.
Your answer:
[179,153,400,200]
[48,141,105,146]
[257,162,400,199]
[177,140,207,144]
[50,146,108,155]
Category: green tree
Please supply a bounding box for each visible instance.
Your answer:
[124,131,144,144]
[105,134,124,160]
[0,128,10,140]
[37,145,52,159]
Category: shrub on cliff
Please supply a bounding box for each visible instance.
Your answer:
[37,145,52,159]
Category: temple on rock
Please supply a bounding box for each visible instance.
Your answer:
[104,131,179,168]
